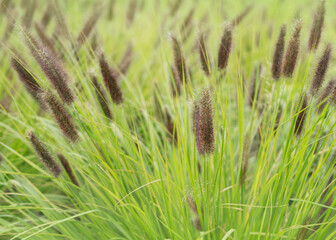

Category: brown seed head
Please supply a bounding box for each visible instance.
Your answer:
[310,44,332,96]
[198,33,211,75]
[44,92,79,142]
[308,0,326,51]
[282,21,302,78]
[98,52,123,104]
[272,25,286,80]
[24,31,74,104]
[217,24,232,70]
[193,88,215,155]
[57,154,79,186]
[27,131,62,177]
[171,35,189,83]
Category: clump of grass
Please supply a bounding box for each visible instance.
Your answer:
[98,51,124,104]
[27,131,62,177]
[310,44,332,96]
[308,0,325,51]
[217,24,232,71]
[192,88,214,155]
[282,20,302,78]
[24,31,75,104]
[57,154,79,186]
[44,92,79,142]
[272,25,286,80]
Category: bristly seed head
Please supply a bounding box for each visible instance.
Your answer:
[27,131,62,177]
[308,0,326,51]
[310,44,332,96]
[57,154,79,186]
[282,21,302,78]
[24,30,75,104]
[44,92,79,142]
[171,34,189,83]
[217,24,232,71]
[192,88,215,155]
[11,57,46,109]
[98,52,124,104]
[272,25,286,80]
[198,32,211,75]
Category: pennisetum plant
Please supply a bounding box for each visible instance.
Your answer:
[310,44,332,96]
[171,34,189,83]
[308,0,325,51]
[44,91,79,142]
[272,25,286,80]
[11,56,46,109]
[98,51,124,104]
[57,154,79,186]
[217,24,232,71]
[27,131,62,177]
[24,30,75,104]
[282,20,302,78]
[198,32,211,76]
[192,88,215,155]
